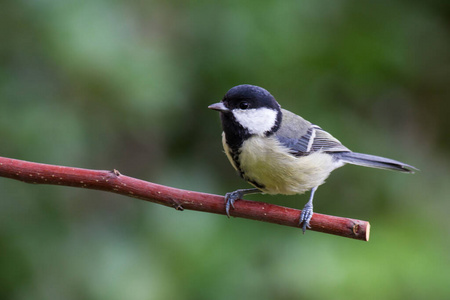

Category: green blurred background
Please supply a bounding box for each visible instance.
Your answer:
[1,0,449,299]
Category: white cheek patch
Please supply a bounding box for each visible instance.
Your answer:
[232,108,278,135]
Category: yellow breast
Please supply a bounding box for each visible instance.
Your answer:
[223,134,339,195]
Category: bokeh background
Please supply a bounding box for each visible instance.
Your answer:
[1,0,449,299]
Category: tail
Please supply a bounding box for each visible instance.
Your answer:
[337,152,418,173]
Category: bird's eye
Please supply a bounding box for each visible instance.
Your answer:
[239,102,250,109]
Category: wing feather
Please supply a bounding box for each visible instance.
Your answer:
[275,109,349,156]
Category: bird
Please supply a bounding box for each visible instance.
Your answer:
[208,84,417,233]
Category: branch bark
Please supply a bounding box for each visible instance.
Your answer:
[0,156,370,241]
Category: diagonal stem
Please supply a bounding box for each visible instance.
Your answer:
[0,156,370,241]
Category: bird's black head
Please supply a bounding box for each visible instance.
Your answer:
[222,84,281,112]
[208,84,282,151]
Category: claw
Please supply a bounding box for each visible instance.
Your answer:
[299,203,313,234]
[224,191,242,217]
[299,186,317,234]
[223,188,262,218]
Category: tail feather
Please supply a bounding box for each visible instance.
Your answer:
[337,152,417,173]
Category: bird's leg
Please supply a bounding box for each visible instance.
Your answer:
[225,188,261,217]
[300,186,318,234]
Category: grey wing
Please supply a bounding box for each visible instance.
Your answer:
[311,126,350,153]
[275,109,350,156]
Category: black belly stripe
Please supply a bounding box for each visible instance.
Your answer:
[247,179,266,189]
[228,148,266,190]
[228,148,243,176]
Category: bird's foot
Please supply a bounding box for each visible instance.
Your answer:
[224,190,244,217]
[299,203,313,234]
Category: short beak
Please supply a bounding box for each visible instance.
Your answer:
[208,102,229,112]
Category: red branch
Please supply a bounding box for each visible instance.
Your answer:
[0,156,370,241]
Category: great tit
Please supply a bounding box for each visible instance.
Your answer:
[209,84,417,233]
